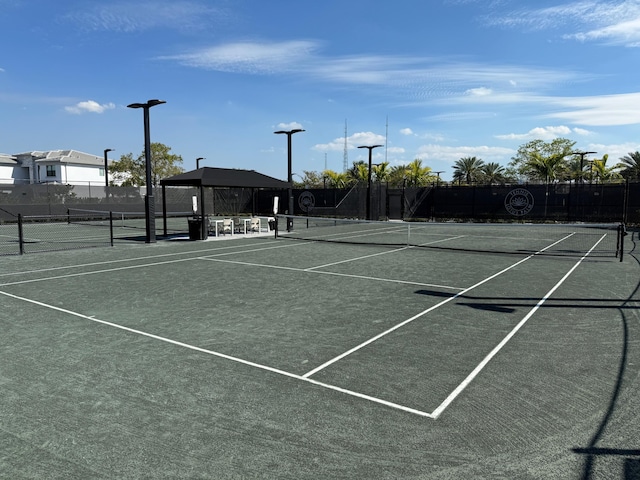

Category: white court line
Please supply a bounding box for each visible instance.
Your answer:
[304,245,410,271]
[200,256,464,290]
[301,255,535,378]
[2,230,596,418]
[0,239,283,278]
[0,242,304,287]
[430,233,607,419]
[0,289,434,418]
[301,232,578,379]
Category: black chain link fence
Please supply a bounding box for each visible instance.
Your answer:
[1,181,636,255]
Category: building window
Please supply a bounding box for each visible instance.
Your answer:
[46,165,56,177]
[99,168,105,176]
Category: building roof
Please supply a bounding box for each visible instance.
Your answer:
[0,154,17,165]
[16,150,103,166]
[160,167,290,189]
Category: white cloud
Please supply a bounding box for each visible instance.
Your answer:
[275,122,304,131]
[466,87,493,96]
[160,41,580,97]
[416,144,515,163]
[400,128,414,136]
[495,125,594,141]
[546,92,640,125]
[447,90,640,127]
[487,1,640,47]
[583,142,640,161]
[387,147,405,154]
[567,16,640,46]
[159,41,318,74]
[313,131,386,152]
[64,1,227,33]
[65,100,115,115]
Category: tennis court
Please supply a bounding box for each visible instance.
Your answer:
[1,219,639,479]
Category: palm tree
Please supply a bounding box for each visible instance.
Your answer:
[372,162,391,183]
[323,170,350,188]
[566,156,586,183]
[388,165,409,187]
[405,158,433,187]
[481,162,506,185]
[525,152,567,184]
[453,156,485,184]
[589,154,622,183]
[618,151,640,180]
[347,161,368,185]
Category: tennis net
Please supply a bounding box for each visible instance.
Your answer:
[275,215,625,259]
[67,208,192,236]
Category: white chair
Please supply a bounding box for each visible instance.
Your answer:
[222,218,233,235]
[250,217,261,233]
[232,217,243,234]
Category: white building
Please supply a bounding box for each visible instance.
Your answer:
[0,153,25,184]
[1,150,112,186]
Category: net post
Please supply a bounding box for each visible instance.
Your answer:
[617,223,626,262]
[110,211,114,247]
[18,213,24,255]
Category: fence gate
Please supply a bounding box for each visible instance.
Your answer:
[388,191,402,219]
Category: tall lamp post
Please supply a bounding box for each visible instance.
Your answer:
[103,148,114,187]
[358,145,383,220]
[572,151,596,183]
[434,171,444,187]
[196,157,205,169]
[127,99,166,243]
[274,128,305,231]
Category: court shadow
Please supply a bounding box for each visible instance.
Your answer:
[572,232,640,480]
[461,303,516,313]
[415,289,456,298]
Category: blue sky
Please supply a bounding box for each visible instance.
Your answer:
[2,0,640,181]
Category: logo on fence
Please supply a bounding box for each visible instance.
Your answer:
[504,188,534,216]
[298,191,315,213]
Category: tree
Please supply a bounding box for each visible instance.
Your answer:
[346,161,368,185]
[403,159,434,187]
[323,170,350,188]
[109,143,184,187]
[509,138,575,182]
[589,154,621,183]
[372,162,391,183]
[295,170,325,188]
[618,151,640,180]
[480,162,506,185]
[453,156,485,184]
[387,165,409,187]
[526,151,567,184]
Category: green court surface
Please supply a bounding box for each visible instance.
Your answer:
[1,229,639,479]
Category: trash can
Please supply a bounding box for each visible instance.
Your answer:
[188,217,208,240]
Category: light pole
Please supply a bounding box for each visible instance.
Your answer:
[274,128,305,231]
[127,99,166,243]
[196,157,205,169]
[103,148,113,187]
[358,145,383,220]
[434,171,444,187]
[572,151,596,183]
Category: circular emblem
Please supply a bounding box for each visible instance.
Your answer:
[298,191,315,213]
[504,188,534,216]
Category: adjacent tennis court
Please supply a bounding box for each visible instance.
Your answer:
[1,220,639,478]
